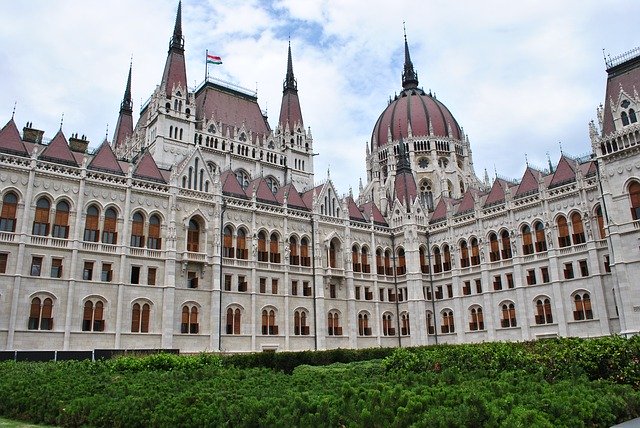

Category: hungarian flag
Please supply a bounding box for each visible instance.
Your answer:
[207,54,222,65]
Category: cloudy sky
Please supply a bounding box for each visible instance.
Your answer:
[0,0,638,195]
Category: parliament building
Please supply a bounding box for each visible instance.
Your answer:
[1,3,639,353]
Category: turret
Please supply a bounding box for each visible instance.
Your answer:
[113,64,134,150]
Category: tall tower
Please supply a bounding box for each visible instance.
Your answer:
[112,64,133,151]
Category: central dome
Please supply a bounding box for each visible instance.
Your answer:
[371,87,462,148]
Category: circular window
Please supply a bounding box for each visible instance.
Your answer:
[418,158,429,168]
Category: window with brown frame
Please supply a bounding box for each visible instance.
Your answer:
[358,313,372,336]
[52,201,70,238]
[534,221,547,252]
[501,230,512,259]
[400,313,410,336]
[329,241,337,268]
[0,253,7,274]
[131,303,150,333]
[290,237,299,265]
[186,219,200,252]
[261,309,278,335]
[101,263,112,282]
[442,245,451,271]
[460,241,470,267]
[257,231,268,262]
[573,293,593,321]
[489,233,500,261]
[28,297,53,330]
[506,273,514,289]
[303,281,311,296]
[235,229,247,259]
[50,258,63,278]
[300,238,310,266]
[82,300,104,332]
[30,256,43,276]
[426,311,435,334]
[226,308,241,334]
[433,247,442,273]
[521,225,534,255]
[541,266,550,283]
[475,278,482,294]
[470,238,480,265]
[396,248,406,275]
[84,205,100,242]
[361,248,370,273]
[83,261,93,280]
[564,262,574,279]
[441,310,455,333]
[462,281,471,296]
[32,198,50,236]
[420,247,430,273]
[147,267,157,286]
[595,206,606,240]
[181,306,199,334]
[238,275,247,292]
[269,233,280,263]
[294,310,309,335]
[535,298,553,324]
[130,212,145,247]
[493,275,502,291]
[223,226,234,258]
[382,313,395,336]
[147,214,161,249]
[376,249,384,274]
[526,269,536,285]
[131,266,141,285]
[630,181,640,220]
[384,250,392,275]
[571,212,586,245]
[501,303,517,328]
[557,216,571,247]
[102,208,118,244]
[0,192,17,232]
[469,307,484,331]
[271,278,278,294]
[327,312,341,335]
[352,246,360,272]
[579,260,589,277]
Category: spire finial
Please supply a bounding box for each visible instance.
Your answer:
[11,101,16,119]
[170,1,184,51]
[525,153,529,167]
[402,23,419,90]
[60,113,64,130]
[121,62,133,112]
[559,141,563,155]
[283,40,297,92]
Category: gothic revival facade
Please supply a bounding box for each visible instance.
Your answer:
[1,3,639,353]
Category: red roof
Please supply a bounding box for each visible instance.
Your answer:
[39,130,78,166]
[302,184,324,209]
[456,189,475,214]
[0,119,28,156]
[113,111,133,150]
[514,167,541,197]
[359,201,388,226]
[483,179,508,206]
[393,170,417,207]
[372,89,462,149]
[602,53,640,135]
[220,170,248,199]
[160,50,187,98]
[548,156,576,188]
[430,198,450,222]
[88,141,124,175]
[133,151,166,183]
[275,183,308,211]
[247,177,279,204]
[279,90,303,133]
[346,197,366,222]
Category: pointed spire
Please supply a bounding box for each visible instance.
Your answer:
[121,62,133,113]
[170,1,184,51]
[278,41,303,133]
[402,23,419,90]
[113,64,134,149]
[283,40,297,92]
[396,139,411,173]
[160,1,188,97]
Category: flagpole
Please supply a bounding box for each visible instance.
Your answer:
[205,49,208,82]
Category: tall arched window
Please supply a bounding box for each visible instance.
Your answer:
[382,312,394,336]
[521,225,533,255]
[82,300,105,332]
[327,311,341,335]
[328,240,337,268]
[181,305,199,334]
[470,238,480,265]
[571,212,585,244]
[83,205,100,242]
[557,216,571,247]
[269,233,281,263]
[489,233,500,261]
[361,247,370,273]
[261,309,278,335]
[433,247,442,273]
[419,179,434,211]
[535,298,553,324]
[300,237,310,266]
[534,221,547,252]
[289,237,299,265]
[102,207,118,244]
[501,230,512,259]
[629,181,640,220]
[28,297,53,330]
[573,293,594,320]
[51,201,70,238]
[294,309,309,335]
[396,248,406,275]
[130,212,145,247]
[401,312,410,335]
[441,310,455,334]
[257,231,268,262]
[0,192,18,232]
[469,307,484,331]
[236,228,247,259]
[352,245,361,272]
[630,109,638,123]
[501,303,517,328]
[223,226,234,258]
[32,197,50,236]
[376,249,384,274]
[235,169,250,189]
[595,206,606,240]
[226,307,241,334]
[358,313,371,336]
[442,245,451,271]
[147,214,161,249]
[621,111,630,126]
[459,241,470,268]
[187,219,200,252]
[131,302,150,333]
[426,311,435,335]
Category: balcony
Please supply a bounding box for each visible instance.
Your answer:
[183,251,206,263]
[0,231,15,242]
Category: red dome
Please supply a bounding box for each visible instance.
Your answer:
[371,88,462,148]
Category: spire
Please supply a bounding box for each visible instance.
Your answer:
[121,62,133,113]
[396,139,411,173]
[113,64,134,149]
[402,24,419,90]
[160,1,187,97]
[170,1,184,51]
[283,40,297,92]
[394,137,417,212]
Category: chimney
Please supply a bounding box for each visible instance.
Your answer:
[69,133,89,153]
[22,122,44,144]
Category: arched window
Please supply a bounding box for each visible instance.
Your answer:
[384,249,392,275]
[441,310,455,334]
[187,219,200,252]
[82,300,105,332]
[382,312,395,336]
[534,221,547,252]
[352,245,361,272]
[400,312,410,335]
[226,307,241,334]
[557,216,571,247]
[535,298,553,324]
[571,212,585,244]
[629,181,640,220]
[236,228,247,259]
[257,231,268,262]
[521,225,533,255]
[630,109,638,123]
[419,246,429,273]
[131,302,150,333]
[470,238,480,265]
[442,245,451,271]
[501,230,512,259]
[327,311,341,335]
[289,236,299,265]
[294,309,309,335]
[102,207,118,244]
[0,192,18,232]
[32,197,50,236]
[28,297,53,330]
[83,205,100,242]
[261,309,278,335]
[181,305,199,334]
[329,240,338,268]
[459,241,470,268]
[396,248,406,275]
[501,303,517,328]
[235,169,250,189]
[269,233,280,263]
[573,293,594,321]
[223,226,234,258]
[358,312,371,336]
[130,212,145,247]
[361,247,370,273]
[489,233,500,261]
[51,200,70,238]
[621,111,630,126]
[433,247,442,273]
[426,311,435,335]
[469,307,484,331]
[147,214,161,249]
[595,206,606,240]
[419,179,434,211]
[265,176,279,194]
[300,237,310,266]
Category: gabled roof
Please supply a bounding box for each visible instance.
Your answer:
[602,51,640,135]
[275,183,308,211]
[88,141,124,175]
[220,170,248,199]
[455,189,475,214]
[430,198,450,223]
[483,178,508,206]
[132,151,166,183]
[246,177,279,205]
[393,170,418,209]
[359,201,388,226]
[548,156,576,188]
[346,196,366,222]
[39,130,78,166]
[302,184,325,210]
[514,167,541,198]
[0,119,28,156]
[580,161,597,177]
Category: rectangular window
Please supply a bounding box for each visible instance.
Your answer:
[238,275,247,292]
[187,271,197,288]
[435,286,443,300]
[131,266,140,285]
[475,279,482,294]
[355,286,361,300]
[224,274,232,291]
[506,273,514,289]
[493,275,502,291]
[303,281,311,296]
[30,256,43,276]
[259,277,266,293]
[388,289,396,302]
[101,263,112,282]
[50,258,63,278]
[541,266,550,283]
[365,287,373,300]
[526,269,536,285]
[424,286,432,301]
[564,262,574,279]
[579,260,589,277]
[147,267,157,286]
[379,288,385,302]
[604,255,611,273]
[446,284,453,298]
[291,280,298,296]
[397,288,403,302]
[271,279,278,294]
[330,283,337,298]
[0,253,7,274]
[463,281,471,296]
[83,261,93,280]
